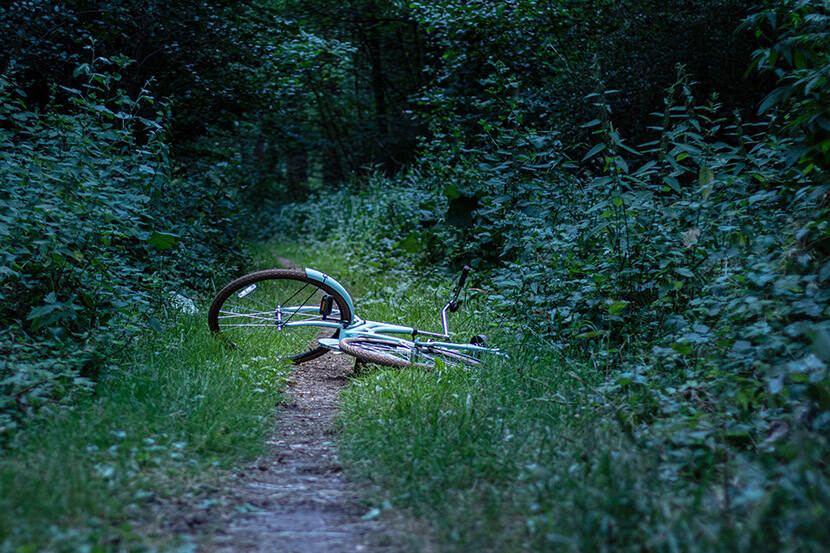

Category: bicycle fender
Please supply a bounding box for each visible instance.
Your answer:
[304,268,356,325]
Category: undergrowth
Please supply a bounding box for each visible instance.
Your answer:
[0,309,286,552]
[0,60,248,440]
[273,69,829,551]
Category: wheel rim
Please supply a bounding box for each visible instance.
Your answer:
[355,340,416,365]
[210,273,349,361]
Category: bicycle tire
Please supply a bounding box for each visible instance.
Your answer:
[208,269,352,363]
[338,337,482,370]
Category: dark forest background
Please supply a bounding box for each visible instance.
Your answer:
[1,1,827,550]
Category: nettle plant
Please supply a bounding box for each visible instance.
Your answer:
[493,71,829,435]
[0,54,245,440]
[0,59,163,435]
[743,0,830,169]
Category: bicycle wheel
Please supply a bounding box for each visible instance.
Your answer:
[208,269,352,363]
[338,337,482,370]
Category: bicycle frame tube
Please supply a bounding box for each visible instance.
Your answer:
[420,340,498,355]
[341,320,414,339]
[304,268,356,325]
[341,320,502,356]
[302,267,505,359]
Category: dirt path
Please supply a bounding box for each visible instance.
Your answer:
[210,254,389,552]
[171,257,392,552]
[187,351,387,553]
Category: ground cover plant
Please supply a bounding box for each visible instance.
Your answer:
[0,311,285,552]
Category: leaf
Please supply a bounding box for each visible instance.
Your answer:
[73,63,91,77]
[148,231,180,250]
[27,302,61,320]
[812,328,830,362]
[758,87,788,115]
[59,86,82,96]
[671,342,692,355]
[397,232,423,253]
[674,267,694,278]
[663,176,681,194]
[443,184,460,200]
[608,301,629,315]
[769,377,784,394]
[582,143,606,162]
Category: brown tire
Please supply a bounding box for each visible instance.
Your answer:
[338,337,481,369]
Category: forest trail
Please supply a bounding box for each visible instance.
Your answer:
[199,352,386,553]
[180,257,390,553]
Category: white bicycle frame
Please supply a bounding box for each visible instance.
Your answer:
[275,268,500,358]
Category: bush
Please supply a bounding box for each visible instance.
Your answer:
[276,70,829,550]
[0,60,247,440]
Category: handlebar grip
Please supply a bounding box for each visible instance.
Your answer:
[457,265,471,290]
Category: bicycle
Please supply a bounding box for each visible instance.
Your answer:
[207,265,505,369]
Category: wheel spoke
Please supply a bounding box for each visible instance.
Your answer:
[338,337,481,369]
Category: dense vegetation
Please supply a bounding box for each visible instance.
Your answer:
[1,0,827,551]
[275,0,830,550]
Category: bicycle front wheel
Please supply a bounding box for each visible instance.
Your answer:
[338,337,482,370]
[208,269,352,363]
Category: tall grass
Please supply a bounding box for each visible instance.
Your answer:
[328,254,829,553]
[0,311,286,551]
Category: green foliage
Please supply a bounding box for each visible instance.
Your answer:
[340,345,829,552]
[408,0,764,156]
[1,0,827,549]
[744,0,830,167]
[0,312,284,552]
[278,70,829,550]
[0,63,246,440]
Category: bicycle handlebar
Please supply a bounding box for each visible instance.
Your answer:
[441,266,472,336]
[458,265,471,289]
[452,265,471,300]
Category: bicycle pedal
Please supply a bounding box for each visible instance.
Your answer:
[470,334,487,346]
[320,294,334,317]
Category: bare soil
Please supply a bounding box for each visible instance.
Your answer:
[170,351,389,553]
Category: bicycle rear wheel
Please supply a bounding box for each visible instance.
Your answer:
[338,337,482,369]
[208,269,352,363]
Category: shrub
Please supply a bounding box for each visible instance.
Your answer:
[0,59,247,440]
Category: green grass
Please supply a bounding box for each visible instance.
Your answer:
[0,304,288,551]
[315,244,830,553]
[6,242,823,552]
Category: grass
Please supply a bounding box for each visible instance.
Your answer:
[0,270,290,551]
[4,241,825,552]
[297,242,830,553]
